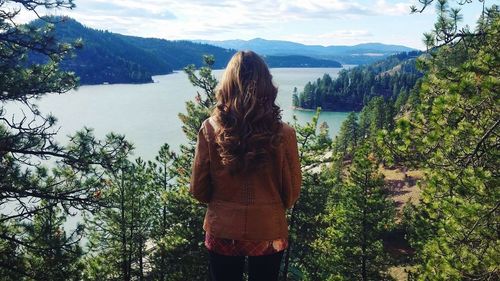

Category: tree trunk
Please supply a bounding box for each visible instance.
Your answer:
[139,234,144,281]
[361,173,368,281]
[160,163,169,280]
[128,194,135,281]
[120,168,129,281]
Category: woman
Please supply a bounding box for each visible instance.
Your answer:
[190,50,301,281]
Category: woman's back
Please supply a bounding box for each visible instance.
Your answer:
[190,116,301,240]
[189,50,301,281]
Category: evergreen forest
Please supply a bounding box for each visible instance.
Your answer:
[293,51,424,111]
[28,17,235,84]
[0,0,498,281]
[27,17,343,85]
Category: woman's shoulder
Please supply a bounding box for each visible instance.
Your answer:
[280,121,296,136]
[203,116,220,132]
[199,117,219,141]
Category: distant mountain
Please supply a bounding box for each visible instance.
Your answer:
[29,18,345,85]
[29,18,412,85]
[195,38,417,65]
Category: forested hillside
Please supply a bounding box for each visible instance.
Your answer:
[293,51,423,111]
[264,55,342,68]
[288,2,499,280]
[30,16,235,84]
[29,17,342,85]
[0,1,498,281]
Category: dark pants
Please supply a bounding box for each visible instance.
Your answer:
[208,250,284,281]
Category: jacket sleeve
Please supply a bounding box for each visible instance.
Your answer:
[281,127,302,209]
[189,122,212,203]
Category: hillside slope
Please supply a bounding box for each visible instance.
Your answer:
[30,17,234,84]
[293,51,423,111]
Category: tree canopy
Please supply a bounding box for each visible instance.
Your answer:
[293,51,423,111]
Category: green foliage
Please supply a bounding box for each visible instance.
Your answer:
[381,2,500,280]
[358,96,395,138]
[264,55,342,68]
[1,2,134,279]
[332,95,396,164]
[3,1,498,280]
[147,144,177,281]
[82,132,206,281]
[146,55,218,280]
[283,109,335,280]
[0,230,26,280]
[294,51,423,111]
[28,17,235,85]
[333,112,360,158]
[150,185,207,280]
[84,156,155,281]
[313,145,396,281]
[178,55,218,146]
[23,201,84,281]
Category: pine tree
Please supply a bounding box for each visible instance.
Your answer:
[84,154,154,281]
[358,97,394,140]
[292,87,300,107]
[282,109,334,281]
[313,145,395,281]
[23,201,84,281]
[148,144,177,281]
[334,112,359,158]
[382,2,500,279]
[1,1,131,277]
[146,55,218,281]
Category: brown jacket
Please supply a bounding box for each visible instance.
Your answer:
[189,117,301,241]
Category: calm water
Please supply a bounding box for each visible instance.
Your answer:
[26,67,352,160]
[3,67,352,231]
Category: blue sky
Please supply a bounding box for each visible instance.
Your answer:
[18,0,487,49]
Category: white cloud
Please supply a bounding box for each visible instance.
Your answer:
[59,0,412,39]
[9,0,419,46]
[318,30,373,39]
[374,0,412,16]
[279,30,374,46]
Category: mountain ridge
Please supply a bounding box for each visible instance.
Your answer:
[29,17,414,85]
[30,17,235,84]
[195,38,417,64]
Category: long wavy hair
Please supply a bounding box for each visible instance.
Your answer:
[213,51,282,173]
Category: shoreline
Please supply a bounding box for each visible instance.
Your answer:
[77,65,352,87]
[292,106,357,113]
[292,106,316,112]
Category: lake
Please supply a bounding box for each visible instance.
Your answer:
[2,67,352,231]
[26,67,352,160]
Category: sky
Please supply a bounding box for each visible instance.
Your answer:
[13,0,488,49]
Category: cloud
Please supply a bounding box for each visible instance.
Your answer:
[8,0,417,45]
[278,0,369,19]
[373,0,412,16]
[66,0,410,37]
[277,0,412,19]
[280,30,374,46]
[73,0,176,20]
[318,30,373,39]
